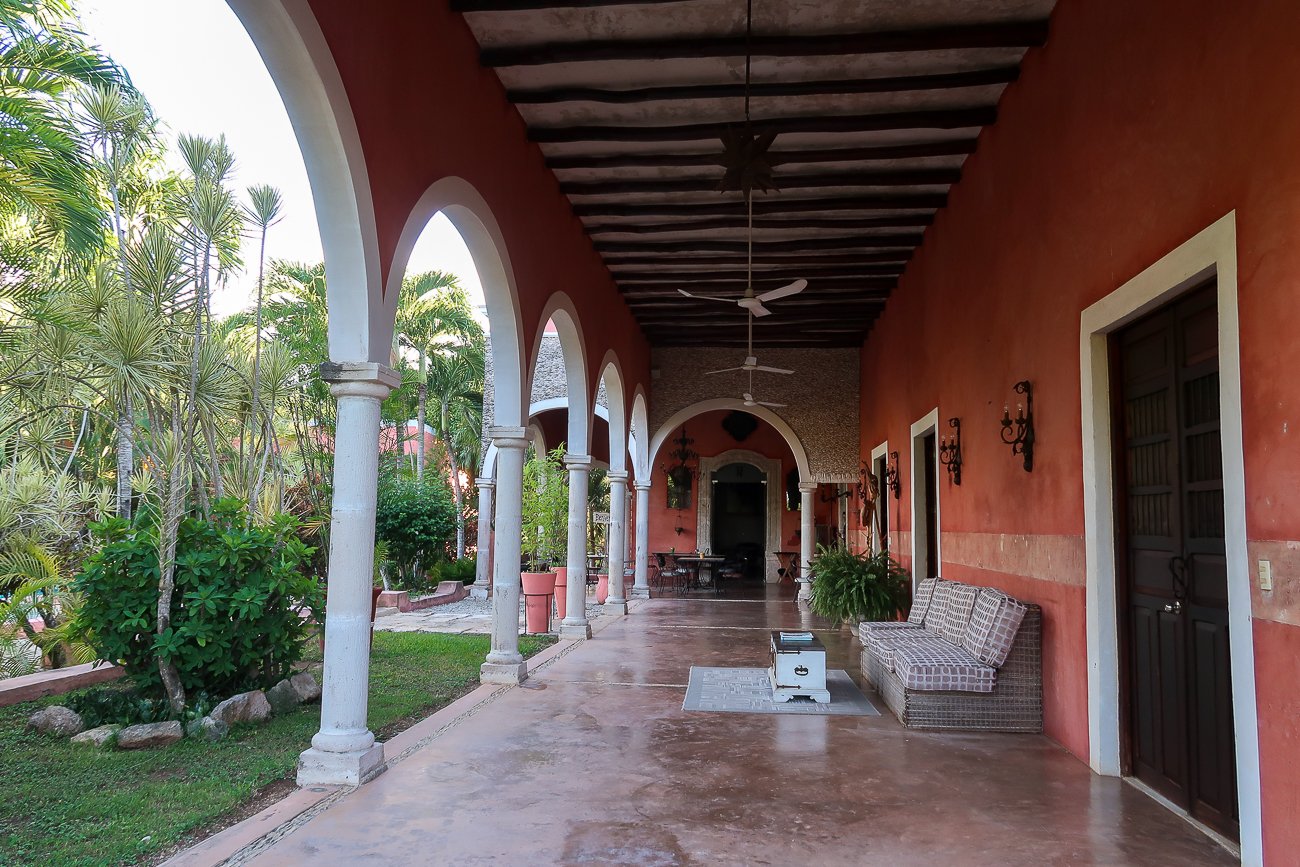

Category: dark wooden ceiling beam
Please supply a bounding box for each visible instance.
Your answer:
[481,22,1049,66]
[560,168,959,196]
[512,67,1018,104]
[602,251,913,267]
[573,193,946,217]
[614,267,902,282]
[595,234,921,254]
[529,107,995,143]
[588,214,932,235]
[455,0,683,9]
[547,140,976,170]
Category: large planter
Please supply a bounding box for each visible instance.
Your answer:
[595,573,610,604]
[521,571,555,634]
[553,567,568,620]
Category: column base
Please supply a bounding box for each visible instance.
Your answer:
[796,579,813,602]
[603,599,628,615]
[630,587,651,599]
[558,621,592,640]
[297,742,386,787]
[480,660,529,685]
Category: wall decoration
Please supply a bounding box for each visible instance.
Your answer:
[999,380,1035,472]
[661,426,698,509]
[721,410,759,442]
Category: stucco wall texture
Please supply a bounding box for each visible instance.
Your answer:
[855,1,1300,859]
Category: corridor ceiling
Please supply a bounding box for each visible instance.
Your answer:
[457,0,1056,348]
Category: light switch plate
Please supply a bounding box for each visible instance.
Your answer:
[1258,560,1273,592]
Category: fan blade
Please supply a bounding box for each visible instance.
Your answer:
[743,393,754,402]
[706,366,745,375]
[758,401,788,408]
[756,279,807,303]
[754,365,795,375]
[678,288,740,304]
[750,303,773,317]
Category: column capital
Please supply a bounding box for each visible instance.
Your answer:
[798,482,819,494]
[563,453,594,470]
[474,477,495,489]
[606,470,629,483]
[489,426,529,449]
[633,480,653,492]
[320,361,401,400]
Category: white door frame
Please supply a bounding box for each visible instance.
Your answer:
[870,440,889,553]
[909,409,941,589]
[1079,212,1260,864]
[696,449,783,582]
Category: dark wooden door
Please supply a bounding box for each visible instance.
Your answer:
[874,454,889,551]
[1117,283,1237,840]
[922,432,938,579]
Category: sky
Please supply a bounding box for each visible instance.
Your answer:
[78,0,487,323]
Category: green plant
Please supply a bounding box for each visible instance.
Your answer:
[807,545,910,625]
[520,445,568,570]
[72,499,322,699]
[375,475,456,587]
[434,556,477,585]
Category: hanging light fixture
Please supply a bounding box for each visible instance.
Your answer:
[659,426,699,510]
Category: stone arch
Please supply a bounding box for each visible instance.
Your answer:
[481,399,611,478]
[595,351,628,475]
[528,293,590,457]
[227,0,386,362]
[649,398,812,484]
[380,176,527,429]
[629,387,650,484]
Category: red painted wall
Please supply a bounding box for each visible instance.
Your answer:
[307,0,650,409]
[856,0,1300,856]
[647,411,832,559]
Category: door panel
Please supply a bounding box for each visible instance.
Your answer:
[1116,283,1237,840]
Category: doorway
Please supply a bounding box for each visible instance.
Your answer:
[711,462,767,581]
[910,410,941,584]
[1115,282,1237,841]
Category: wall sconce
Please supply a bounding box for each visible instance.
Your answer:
[1000,380,1035,472]
[820,484,852,503]
[884,451,901,499]
[939,417,962,485]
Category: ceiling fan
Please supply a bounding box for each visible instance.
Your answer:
[706,354,792,376]
[743,390,786,409]
[677,0,806,319]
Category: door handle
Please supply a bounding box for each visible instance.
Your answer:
[1162,600,1183,614]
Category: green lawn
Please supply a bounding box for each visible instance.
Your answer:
[0,632,555,867]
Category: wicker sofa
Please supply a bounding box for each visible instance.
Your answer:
[859,577,1043,733]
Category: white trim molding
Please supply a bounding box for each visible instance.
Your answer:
[909,409,941,589]
[870,440,889,554]
[696,450,783,582]
[1079,212,1260,865]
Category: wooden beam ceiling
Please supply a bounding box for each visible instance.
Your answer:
[593,234,922,254]
[600,252,914,267]
[509,66,1019,104]
[587,214,933,234]
[611,266,904,282]
[572,194,947,217]
[480,23,1050,66]
[546,140,977,170]
[558,168,960,196]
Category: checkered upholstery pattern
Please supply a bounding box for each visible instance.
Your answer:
[961,588,1029,667]
[858,621,923,645]
[891,640,997,693]
[922,580,955,632]
[933,582,980,645]
[907,576,942,624]
[867,631,957,672]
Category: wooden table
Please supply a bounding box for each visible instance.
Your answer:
[775,551,800,584]
[676,555,727,589]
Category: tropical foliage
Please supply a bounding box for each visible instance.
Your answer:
[374,474,457,591]
[521,445,569,570]
[807,546,911,625]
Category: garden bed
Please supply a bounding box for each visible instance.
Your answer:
[0,631,555,867]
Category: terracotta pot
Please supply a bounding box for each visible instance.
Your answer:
[595,573,610,604]
[553,567,568,620]
[521,571,555,633]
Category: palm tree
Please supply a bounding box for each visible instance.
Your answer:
[242,184,283,503]
[425,341,485,558]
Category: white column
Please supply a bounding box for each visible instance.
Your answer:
[481,428,528,684]
[604,471,628,614]
[798,483,817,603]
[631,481,651,598]
[474,477,494,593]
[560,454,593,638]
[298,362,400,787]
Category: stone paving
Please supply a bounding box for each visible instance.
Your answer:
[373,592,610,635]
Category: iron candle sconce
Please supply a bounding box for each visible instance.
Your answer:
[884,451,901,499]
[1000,380,1035,472]
[939,417,962,485]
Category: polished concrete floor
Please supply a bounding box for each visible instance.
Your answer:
[242,597,1235,866]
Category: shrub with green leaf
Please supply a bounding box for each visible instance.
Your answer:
[375,475,457,588]
[432,556,476,585]
[807,545,910,625]
[73,499,322,699]
[521,445,568,570]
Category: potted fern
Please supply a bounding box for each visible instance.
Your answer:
[807,545,910,626]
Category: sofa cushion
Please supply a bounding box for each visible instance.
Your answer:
[859,621,923,644]
[923,580,955,631]
[932,582,980,645]
[891,640,997,693]
[907,576,941,625]
[961,588,1029,667]
[867,631,958,672]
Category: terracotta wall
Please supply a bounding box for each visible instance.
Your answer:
[856,0,1300,857]
[646,411,831,559]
